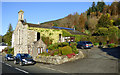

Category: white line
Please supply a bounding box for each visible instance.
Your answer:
[5,63,12,67]
[41,66,67,73]
[15,68,29,74]
[56,70,68,73]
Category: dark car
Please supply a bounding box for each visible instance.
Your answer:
[14,53,36,66]
[4,54,14,61]
[77,41,93,49]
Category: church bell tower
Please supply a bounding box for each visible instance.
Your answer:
[18,10,24,21]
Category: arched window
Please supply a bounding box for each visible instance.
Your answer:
[18,29,20,44]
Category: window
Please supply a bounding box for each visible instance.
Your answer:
[18,29,20,44]
[59,34,61,41]
[37,32,40,41]
[21,15,22,19]
[40,47,43,53]
[38,48,40,55]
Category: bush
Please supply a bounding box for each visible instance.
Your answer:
[70,42,78,54]
[61,46,73,55]
[94,43,99,46]
[108,43,116,48]
[48,42,69,50]
[73,50,79,54]
[53,51,59,55]
[7,48,14,54]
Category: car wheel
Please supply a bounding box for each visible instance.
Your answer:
[19,62,23,66]
[14,60,17,64]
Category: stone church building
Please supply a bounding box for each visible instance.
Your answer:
[12,10,63,58]
[12,10,85,58]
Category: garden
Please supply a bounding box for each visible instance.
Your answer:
[38,42,79,58]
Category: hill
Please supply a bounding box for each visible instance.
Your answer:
[40,1,120,35]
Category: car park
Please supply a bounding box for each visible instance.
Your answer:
[4,54,14,61]
[77,41,93,49]
[14,53,36,66]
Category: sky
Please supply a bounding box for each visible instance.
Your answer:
[1,2,112,35]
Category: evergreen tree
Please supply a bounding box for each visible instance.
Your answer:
[3,24,13,46]
[87,7,92,16]
[92,2,96,12]
[96,1,105,13]
[7,24,13,33]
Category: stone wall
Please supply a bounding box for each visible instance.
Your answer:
[35,50,85,64]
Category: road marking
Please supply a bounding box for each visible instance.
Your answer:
[5,63,12,67]
[15,68,29,74]
[41,66,67,73]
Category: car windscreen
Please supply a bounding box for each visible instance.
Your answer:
[21,54,31,58]
[86,42,92,44]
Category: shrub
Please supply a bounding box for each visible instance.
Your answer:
[53,51,59,55]
[94,43,99,46]
[103,42,107,46]
[108,43,116,48]
[7,48,14,54]
[48,42,69,50]
[61,46,73,55]
[48,44,55,50]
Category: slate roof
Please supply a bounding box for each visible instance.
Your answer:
[23,22,87,35]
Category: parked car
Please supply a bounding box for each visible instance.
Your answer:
[14,53,36,66]
[4,54,14,61]
[77,41,93,49]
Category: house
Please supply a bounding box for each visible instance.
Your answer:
[0,42,8,52]
[12,10,86,59]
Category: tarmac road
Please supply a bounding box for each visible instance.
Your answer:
[1,47,120,75]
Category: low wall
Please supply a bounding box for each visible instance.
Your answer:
[35,50,85,64]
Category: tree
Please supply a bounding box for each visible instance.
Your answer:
[96,1,105,13]
[110,2,119,15]
[87,17,98,33]
[97,14,112,28]
[3,24,13,46]
[118,2,120,15]
[108,26,119,43]
[87,7,92,16]
[7,24,13,33]
[114,18,120,26]
[66,14,74,28]
[92,2,96,12]
[95,27,109,36]
[79,13,85,32]
[0,35,2,43]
